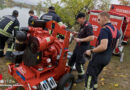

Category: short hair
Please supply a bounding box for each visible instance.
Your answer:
[99,11,110,19]
[48,6,55,10]
[76,12,85,20]
[29,10,34,14]
[12,10,18,17]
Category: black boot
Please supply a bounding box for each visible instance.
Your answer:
[75,75,85,83]
[0,55,4,57]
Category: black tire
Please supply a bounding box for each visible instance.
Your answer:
[57,73,74,90]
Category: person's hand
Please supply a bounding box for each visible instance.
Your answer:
[85,50,91,56]
[74,38,82,42]
[84,50,93,61]
[72,31,78,36]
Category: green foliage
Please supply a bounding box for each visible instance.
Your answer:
[0,0,5,9]
[43,0,94,27]
[92,0,110,11]
[98,0,110,11]
[43,0,53,12]
[36,1,43,16]
[42,0,111,27]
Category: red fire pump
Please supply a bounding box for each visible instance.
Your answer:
[6,20,74,90]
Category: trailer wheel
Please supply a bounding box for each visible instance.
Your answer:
[57,73,74,90]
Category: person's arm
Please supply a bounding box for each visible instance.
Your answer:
[13,20,20,37]
[57,15,61,22]
[74,35,94,42]
[85,28,108,56]
[92,28,109,53]
[14,21,19,31]
[92,39,108,53]
[75,24,94,42]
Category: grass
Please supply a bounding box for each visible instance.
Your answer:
[0,40,130,90]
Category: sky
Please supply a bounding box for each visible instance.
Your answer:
[13,0,58,5]
[13,0,120,5]
[111,0,120,4]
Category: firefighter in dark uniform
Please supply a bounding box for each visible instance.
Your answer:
[28,10,38,26]
[0,10,19,58]
[68,13,94,83]
[40,6,61,23]
[84,12,120,90]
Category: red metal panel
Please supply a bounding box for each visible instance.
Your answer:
[0,74,2,80]
[110,15,124,31]
[110,4,130,18]
[88,12,101,46]
[16,65,35,80]
[125,23,130,37]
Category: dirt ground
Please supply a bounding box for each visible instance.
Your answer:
[0,40,130,90]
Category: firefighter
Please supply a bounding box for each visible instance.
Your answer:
[40,6,61,23]
[28,10,38,26]
[84,12,120,90]
[0,10,19,58]
[68,13,94,83]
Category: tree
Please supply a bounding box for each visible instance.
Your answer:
[42,0,111,27]
[36,1,43,16]
[119,0,130,5]
[93,0,110,11]
[43,0,94,27]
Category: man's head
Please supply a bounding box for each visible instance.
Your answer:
[98,11,110,26]
[48,6,55,12]
[76,13,86,24]
[12,10,18,17]
[29,10,34,16]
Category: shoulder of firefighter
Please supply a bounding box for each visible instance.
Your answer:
[97,23,120,49]
[84,22,92,29]
[40,12,61,23]
[103,23,120,39]
[28,16,38,26]
[0,15,19,38]
[81,22,94,36]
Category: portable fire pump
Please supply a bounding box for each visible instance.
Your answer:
[6,20,74,90]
